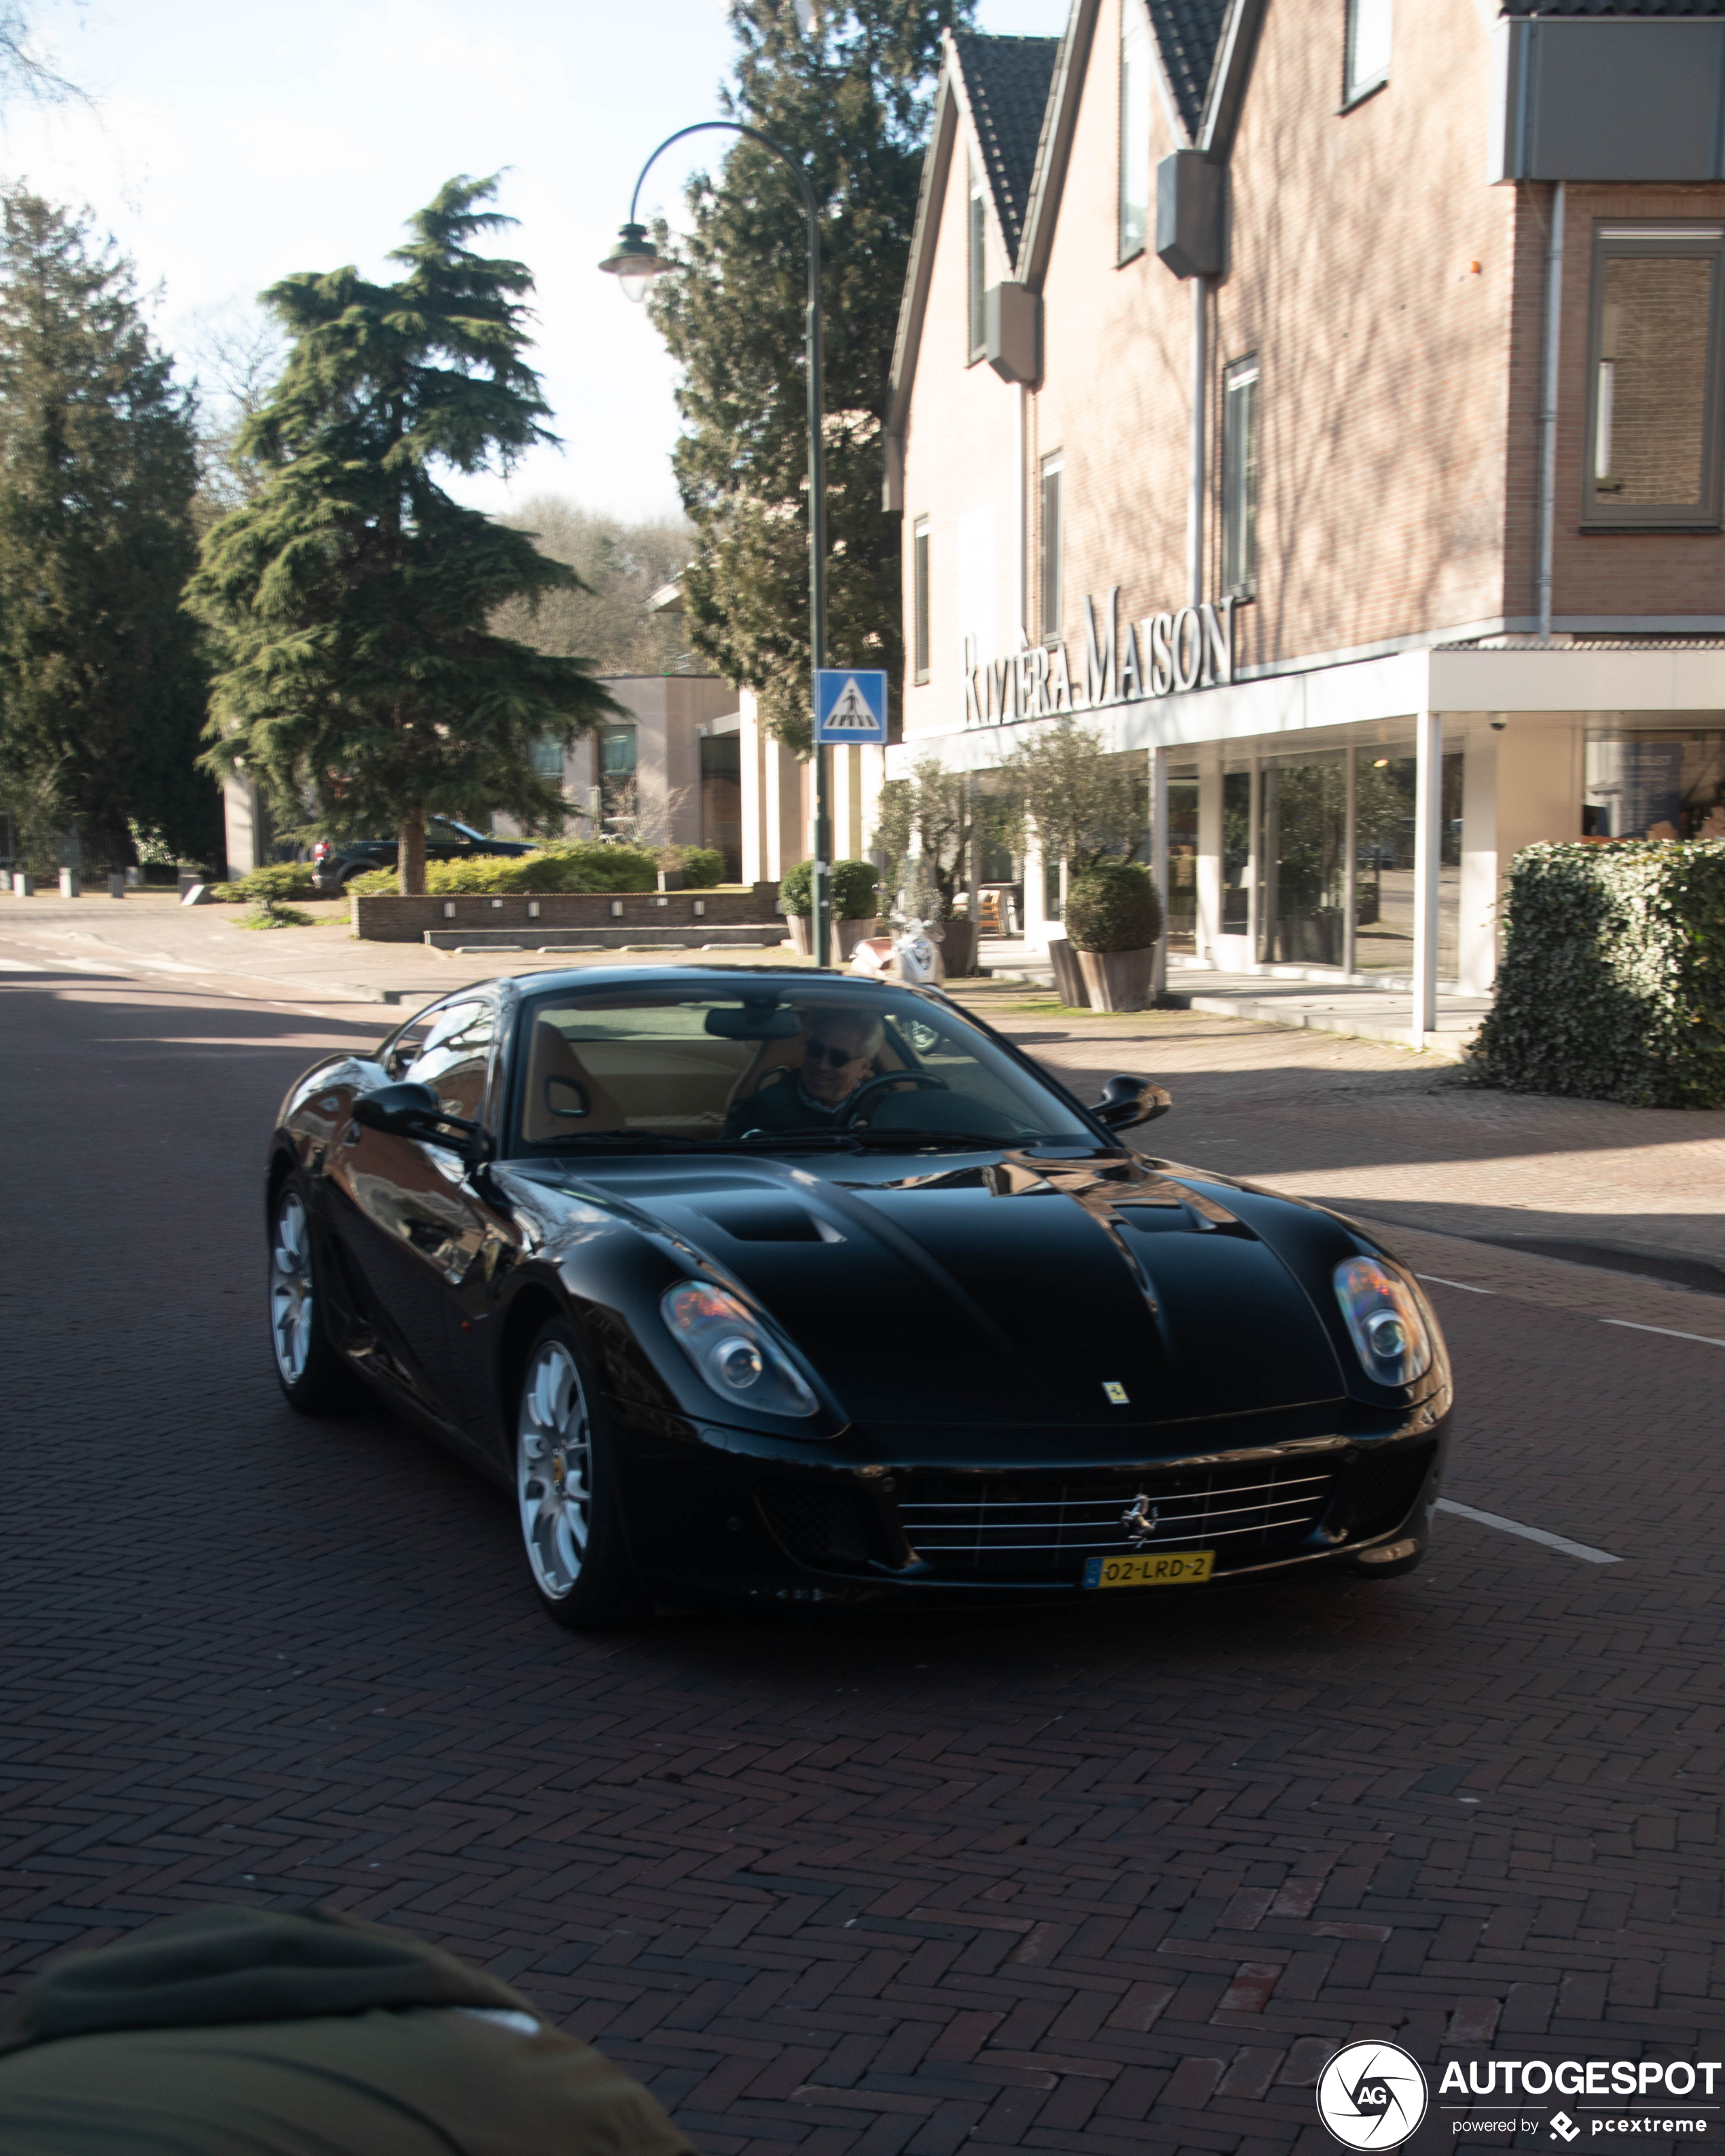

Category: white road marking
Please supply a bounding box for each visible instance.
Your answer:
[0,958,45,970]
[1435,1497,1622,1565]
[1419,1274,1495,1294]
[1603,1318,1725,1351]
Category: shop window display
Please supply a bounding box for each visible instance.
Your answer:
[1583,729,1725,841]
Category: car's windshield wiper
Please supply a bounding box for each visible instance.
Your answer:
[846,1129,1023,1150]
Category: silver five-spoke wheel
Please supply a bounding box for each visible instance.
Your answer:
[270,1191,316,1386]
[517,1340,593,1601]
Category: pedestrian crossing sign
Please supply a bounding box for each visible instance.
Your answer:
[814,668,888,744]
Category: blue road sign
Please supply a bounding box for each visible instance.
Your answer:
[814,668,888,745]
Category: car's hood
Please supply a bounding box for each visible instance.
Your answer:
[566,1150,1348,1429]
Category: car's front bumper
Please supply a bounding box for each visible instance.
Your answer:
[613,1401,1450,1609]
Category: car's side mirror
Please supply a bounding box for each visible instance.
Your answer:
[353,1080,486,1156]
[1093,1074,1174,1129]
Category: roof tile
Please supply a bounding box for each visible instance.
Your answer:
[951,32,1061,259]
[1146,0,1231,141]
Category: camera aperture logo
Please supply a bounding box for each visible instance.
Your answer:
[1318,2042,1431,2149]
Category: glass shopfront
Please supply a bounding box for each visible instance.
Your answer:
[1165,777,1199,951]
[1352,748,1461,979]
[1583,725,1725,840]
[1256,751,1347,966]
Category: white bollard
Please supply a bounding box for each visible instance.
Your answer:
[58,868,80,898]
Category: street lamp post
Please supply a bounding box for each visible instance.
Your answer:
[600,125,833,966]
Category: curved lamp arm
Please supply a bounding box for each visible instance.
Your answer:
[610,120,831,961]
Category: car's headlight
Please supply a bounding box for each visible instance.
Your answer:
[661,1281,819,1419]
[1333,1256,1433,1386]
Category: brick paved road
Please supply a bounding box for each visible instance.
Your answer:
[1,954,1720,2155]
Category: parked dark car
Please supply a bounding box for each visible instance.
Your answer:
[311,817,535,893]
[264,966,1451,1628]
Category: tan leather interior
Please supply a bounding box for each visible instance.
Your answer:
[522,1023,627,1141]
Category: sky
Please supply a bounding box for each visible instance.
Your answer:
[1,1,1068,523]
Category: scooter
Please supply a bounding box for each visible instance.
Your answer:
[848,917,946,988]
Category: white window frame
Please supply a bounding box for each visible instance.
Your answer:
[1119,1,1150,263]
[1039,458,1064,643]
[1221,359,1259,600]
[913,520,931,684]
[967,155,987,363]
[1343,0,1392,108]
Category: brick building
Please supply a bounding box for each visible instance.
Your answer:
[879,0,1725,1027]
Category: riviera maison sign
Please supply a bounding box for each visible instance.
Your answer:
[964,588,1235,728]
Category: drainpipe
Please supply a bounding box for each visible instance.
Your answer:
[1537,182,1566,644]
[1015,382,1030,648]
[1188,275,1208,608]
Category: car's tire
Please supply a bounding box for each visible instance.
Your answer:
[268,1173,363,1414]
[513,1317,645,1630]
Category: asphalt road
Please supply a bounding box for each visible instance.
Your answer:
[1,954,1720,2156]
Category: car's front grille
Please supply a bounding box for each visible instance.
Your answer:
[898,1457,1340,1579]
[757,1483,877,1565]
[1345,1440,1438,1536]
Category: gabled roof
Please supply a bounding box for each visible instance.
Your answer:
[949,33,1061,258]
[1145,1,1231,140]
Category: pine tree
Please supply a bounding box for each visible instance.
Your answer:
[189,177,619,894]
[648,0,970,753]
[0,188,215,870]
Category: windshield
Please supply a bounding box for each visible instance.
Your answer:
[509,981,1094,1152]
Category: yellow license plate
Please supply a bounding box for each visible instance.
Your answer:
[1084,1550,1215,1589]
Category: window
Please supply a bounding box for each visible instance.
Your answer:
[1119,2,1150,261]
[1585,225,1725,528]
[530,735,564,780]
[1344,0,1391,105]
[1222,358,1259,598]
[598,722,638,835]
[1039,459,1064,642]
[912,522,931,683]
[968,156,987,362]
[401,1000,495,1122]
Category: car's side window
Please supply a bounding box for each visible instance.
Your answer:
[402,1000,495,1121]
[381,1015,435,1080]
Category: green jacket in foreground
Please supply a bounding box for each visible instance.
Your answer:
[0,1903,697,2156]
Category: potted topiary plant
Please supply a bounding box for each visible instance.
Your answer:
[778,859,879,959]
[1060,862,1163,1012]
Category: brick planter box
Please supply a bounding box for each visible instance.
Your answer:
[352,882,781,945]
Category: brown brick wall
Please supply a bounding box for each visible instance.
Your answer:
[900,4,1725,746]
[352,884,780,945]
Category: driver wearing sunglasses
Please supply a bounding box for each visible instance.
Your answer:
[723,1010,887,1135]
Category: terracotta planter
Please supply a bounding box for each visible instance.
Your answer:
[787,915,878,960]
[1076,945,1155,1012]
[1046,936,1090,1008]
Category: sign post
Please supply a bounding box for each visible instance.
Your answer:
[813,670,888,966]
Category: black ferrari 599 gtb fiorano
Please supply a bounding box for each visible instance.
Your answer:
[265,966,1451,1628]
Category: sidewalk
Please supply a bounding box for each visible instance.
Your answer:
[977,938,1488,1058]
[0,892,808,1006]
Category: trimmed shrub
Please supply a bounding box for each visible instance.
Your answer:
[659,844,725,889]
[346,843,659,898]
[1064,862,1163,953]
[1472,840,1725,1108]
[778,858,879,919]
[210,862,319,903]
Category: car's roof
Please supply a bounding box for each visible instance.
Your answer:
[498,964,895,997]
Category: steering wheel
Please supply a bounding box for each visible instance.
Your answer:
[839,1072,949,1129]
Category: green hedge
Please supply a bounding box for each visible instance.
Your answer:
[778,858,879,919]
[348,842,659,897]
[1472,840,1725,1108]
[211,862,319,903]
[1064,862,1163,953]
[660,844,725,889]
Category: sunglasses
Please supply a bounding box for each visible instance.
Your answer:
[803,1038,868,1070]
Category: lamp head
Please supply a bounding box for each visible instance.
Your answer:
[599,221,668,304]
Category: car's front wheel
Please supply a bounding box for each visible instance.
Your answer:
[268,1175,361,1414]
[515,1319,643,1629]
